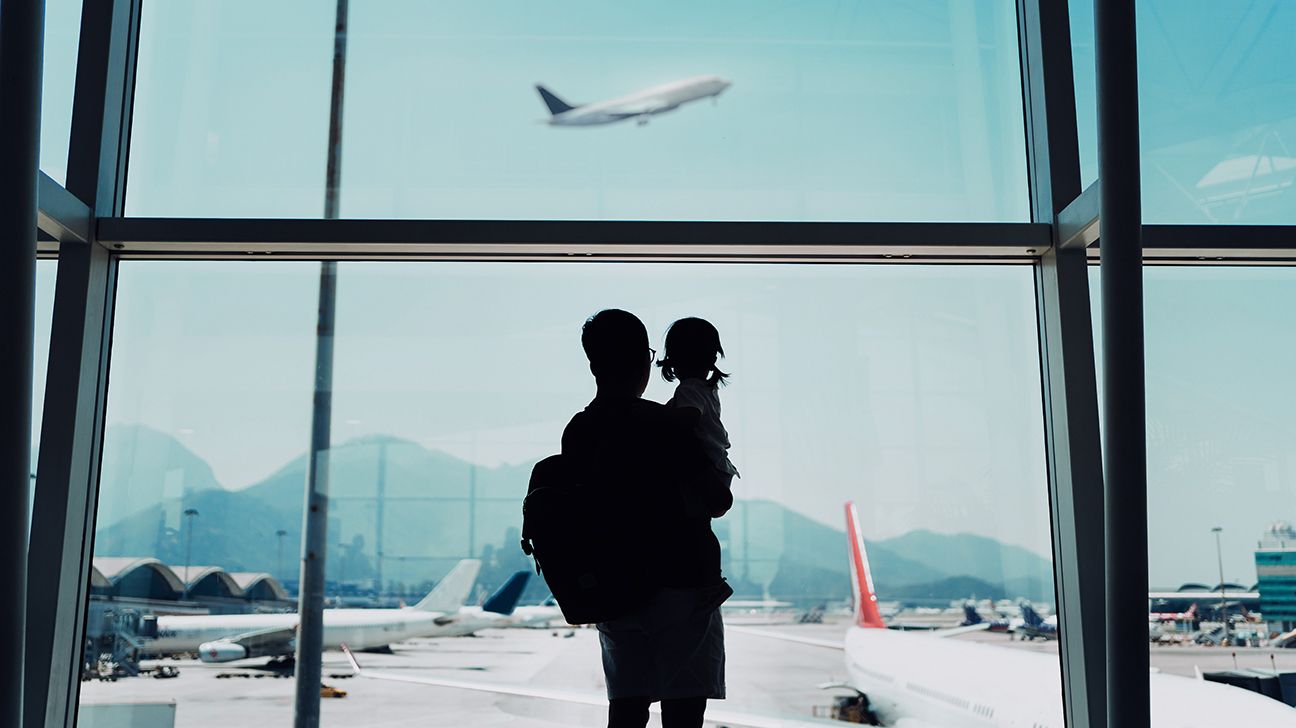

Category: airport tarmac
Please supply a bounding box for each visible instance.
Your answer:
[79,617,1296,726]
[80,621,852,727]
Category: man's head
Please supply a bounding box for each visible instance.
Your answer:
[581,309,651,396]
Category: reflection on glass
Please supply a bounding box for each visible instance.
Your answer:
[40,0,83,185]
[126,2,1029,221]
[78,261,1059,726]
[1072,0,1296,223]
[1139,1,1296,224]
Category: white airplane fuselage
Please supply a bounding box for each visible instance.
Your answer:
[547,75,730,127]
[843,617,1296,727]
[148,607,503,657]
[503,604,564,628]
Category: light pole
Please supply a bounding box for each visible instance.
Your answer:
[295,2,347,723]
[1212,526,1228,643]
[276,529,288,581]
[183,508,200,599]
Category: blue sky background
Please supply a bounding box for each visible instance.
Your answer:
[30,2,1296,587]
[120,0,1029,220]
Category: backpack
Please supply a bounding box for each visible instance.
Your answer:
[520,454,656,625]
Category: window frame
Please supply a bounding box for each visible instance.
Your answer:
[23,1,1296,727]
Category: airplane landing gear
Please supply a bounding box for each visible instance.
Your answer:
[830,693,881,724]
[636,117,649,127]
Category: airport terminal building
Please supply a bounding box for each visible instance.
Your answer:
[1257,524,1296,633]
[7,1,1296,727]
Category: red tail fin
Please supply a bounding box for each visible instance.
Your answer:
[845,501,886,629]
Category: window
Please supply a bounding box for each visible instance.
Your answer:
[79,260,1059,726]
[1139,1,1296,224]
[125,1,1029,221]
[1068,0,1097,190]
[40,0,83,185]
[1093,267,1296,712]
[1071,0,1296,223]
[30,259,58,528]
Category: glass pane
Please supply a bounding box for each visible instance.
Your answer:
[125,1,337,217]
[41,0,83,184]
[81,260,1059,726]
[126,2,1030,221]
[31,259,57,528]
[1139,1,1296,224]
[1091,266,1296,721]
[1071,0,1296,223]
[1069,0,1097,190]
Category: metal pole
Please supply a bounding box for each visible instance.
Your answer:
[294,261,337,726]
[294,1,347,724]
[1096,0,1147,725]
[1213,527,1228,642]
[375,441,385,598]
[0,0,43,723]
[277,529,288,581]
[468,464,477,558]
[183,508,199,599]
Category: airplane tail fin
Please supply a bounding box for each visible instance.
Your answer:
[844,501,886,629]
[482,571,530,615]
[535,85,575,115]
[962,603,983,626]
[1021,602,1043,627]
[412,559,481,613]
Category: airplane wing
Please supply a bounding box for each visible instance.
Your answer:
[340,645,840,728]
[723,626,843,651]
[611,99,678,116]
[729,622,987,645]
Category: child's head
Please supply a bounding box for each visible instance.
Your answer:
[657,317,729,387]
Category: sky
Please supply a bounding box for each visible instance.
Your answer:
[85,261,1053,559]
[30,1,1296,587]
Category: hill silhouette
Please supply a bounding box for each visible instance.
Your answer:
[93,427,1055,605]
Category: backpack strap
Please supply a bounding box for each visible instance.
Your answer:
[520,454,565,570]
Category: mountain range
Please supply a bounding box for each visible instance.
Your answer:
[93,424,1055,605]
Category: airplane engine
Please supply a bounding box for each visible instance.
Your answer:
[198,641,247,663]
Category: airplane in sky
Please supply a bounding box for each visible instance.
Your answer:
[535,75,731,127]
[342,504,1296,727]
[145,561,531,663]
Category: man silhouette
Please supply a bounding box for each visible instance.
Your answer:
[562,309,732,728]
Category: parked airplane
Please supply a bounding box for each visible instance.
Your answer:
[423,572,534,637]
[1149,603,1198,624]
[146,561,529,663]
[1016,602,1059,641]
[343,504,1296,727]
[536,75,731,127]
[502,595,565,630]
[960,602,1012,633]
